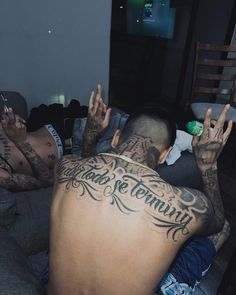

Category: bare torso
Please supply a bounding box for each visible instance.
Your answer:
[0,126,58,174]
[49,154,205,295]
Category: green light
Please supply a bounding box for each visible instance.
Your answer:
[144,3,153,8]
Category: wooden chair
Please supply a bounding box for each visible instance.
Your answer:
[187,42,236,122]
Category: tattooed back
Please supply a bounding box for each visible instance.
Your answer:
[49,154,209,295]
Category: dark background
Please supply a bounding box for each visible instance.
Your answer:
[109,0,236,113]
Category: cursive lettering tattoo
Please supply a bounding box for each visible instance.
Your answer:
[56,155,210,242]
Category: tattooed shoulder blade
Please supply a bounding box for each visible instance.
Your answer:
[56,156,209,242]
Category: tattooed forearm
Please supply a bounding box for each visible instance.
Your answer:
[208,220,230,251]
[201,167,224,233]
[81,117,101,158]
[0,172,45,191]
[82,128,98,157]
[15,142,53,185]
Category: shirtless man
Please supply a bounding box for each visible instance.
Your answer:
[0,108,63,191]
[48,84,232,295]
[0,87,102,192]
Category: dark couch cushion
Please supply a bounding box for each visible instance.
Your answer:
[158,152,203,190]
[8,187,53,255]
[0,227,45,294]
[0,188,17,228]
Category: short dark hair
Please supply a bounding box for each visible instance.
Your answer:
[120,105,176,148]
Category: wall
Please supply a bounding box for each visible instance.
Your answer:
[0,0,112,111]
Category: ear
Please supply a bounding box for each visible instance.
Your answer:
[158,146,173,164]
[111,129,121,148]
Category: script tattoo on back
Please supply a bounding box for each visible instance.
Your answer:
[56,155,210,242]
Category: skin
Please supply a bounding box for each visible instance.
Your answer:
[82,84,111,157]
[208,219,231,252]
[48,86,232,295]
[0,108,57,191]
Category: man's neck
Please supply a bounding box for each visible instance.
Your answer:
[112,135,159,168]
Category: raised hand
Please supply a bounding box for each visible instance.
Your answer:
[192,104,233,172]
[86,84,111,134]
[1,108,27,144]
[82,85,111,157]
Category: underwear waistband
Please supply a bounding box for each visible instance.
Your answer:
[44,124,63,159]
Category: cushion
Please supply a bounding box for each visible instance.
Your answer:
[8,187,53,255]
[0,227,45,294]
[158,152,202,190]
[191,103,236,122]
[0,188,17,228]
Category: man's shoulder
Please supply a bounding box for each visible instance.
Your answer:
[147,174,209,208]
[171,184,213,231]
[55,154,85,176]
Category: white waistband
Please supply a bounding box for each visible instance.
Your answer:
[44,124,63,159]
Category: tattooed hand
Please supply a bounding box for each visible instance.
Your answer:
[82,85,111,157]
[86,84,111,134]
[192,104,232,172]
[1,108,27,144]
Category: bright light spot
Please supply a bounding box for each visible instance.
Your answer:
[58,94,65,105]
[50,94,65,105]
[48,30,52,34]
[120,6,123,9]
[136,19,140,22]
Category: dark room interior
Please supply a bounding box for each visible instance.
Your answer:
[109,1,236,294]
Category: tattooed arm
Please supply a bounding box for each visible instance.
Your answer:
[82,85,111,157]
[0,167,49,191]
[1,108,53,186]
[192,105,232,235]
[14,141,53,185]
[208,219,231,252]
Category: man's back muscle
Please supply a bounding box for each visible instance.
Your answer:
[49,154,210,295]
